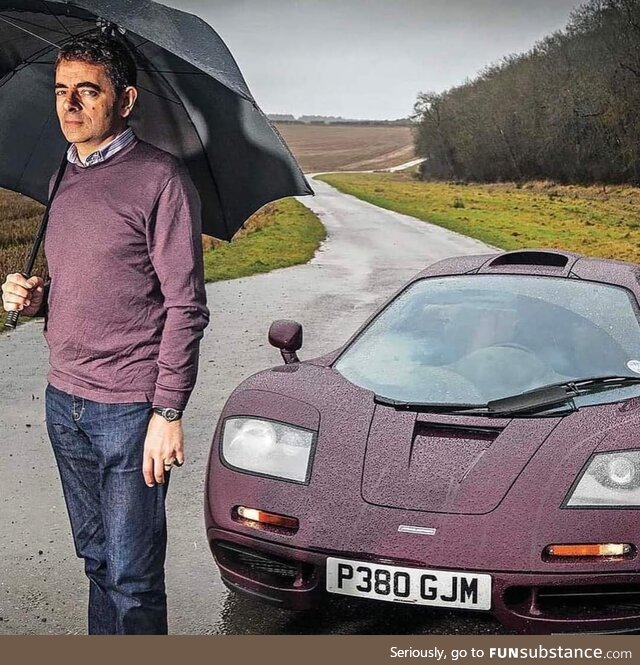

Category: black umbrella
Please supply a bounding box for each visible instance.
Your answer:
[0,0,312,238]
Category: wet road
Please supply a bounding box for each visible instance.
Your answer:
[0,177,508,634]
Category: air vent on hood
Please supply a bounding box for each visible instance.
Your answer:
[413,422,503,441]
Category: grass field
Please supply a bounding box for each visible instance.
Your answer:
[274,123,415,172]
[202,197,325,281]
[316,172,640,263]
[0,189,47,283]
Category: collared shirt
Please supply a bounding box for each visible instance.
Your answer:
[66,127,136,167]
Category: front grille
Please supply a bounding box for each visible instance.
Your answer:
[505,584,640,620]
[233,548,298,580]
[213,541,314,588]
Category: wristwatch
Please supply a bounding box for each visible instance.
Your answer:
[152,406,183,422]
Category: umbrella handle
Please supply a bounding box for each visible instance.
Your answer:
[4,310,20,329]
[3,272,30,330]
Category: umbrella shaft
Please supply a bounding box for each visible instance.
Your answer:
[4,149,69,330]
[3,207,47,330]
[22,219,46,275]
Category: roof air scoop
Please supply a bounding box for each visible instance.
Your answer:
[487,250,569,268]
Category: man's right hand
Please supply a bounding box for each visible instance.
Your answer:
[1,273,45,317]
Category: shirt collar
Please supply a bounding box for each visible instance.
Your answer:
[67,127,136,168]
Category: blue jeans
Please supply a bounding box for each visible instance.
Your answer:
[44,383,169,634]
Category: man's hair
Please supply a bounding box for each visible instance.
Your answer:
[56,34,137,94]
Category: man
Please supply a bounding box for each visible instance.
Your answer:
[1,34,209,634]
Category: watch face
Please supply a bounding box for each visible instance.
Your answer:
[154,407,181,421]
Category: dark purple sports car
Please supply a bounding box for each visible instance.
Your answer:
[205,249,640,634]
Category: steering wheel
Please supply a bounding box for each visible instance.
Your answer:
[449,342,558,401]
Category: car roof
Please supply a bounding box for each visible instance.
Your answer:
[414,249,640,293]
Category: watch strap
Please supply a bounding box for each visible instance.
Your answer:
[152,406,183,421]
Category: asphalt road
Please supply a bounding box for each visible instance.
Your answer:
[0,177,509,634]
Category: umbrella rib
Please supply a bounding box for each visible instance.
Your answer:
[0,27,96,92]
[0,15,61,48]
[135,70,214,76]
[0,11,68,36]
[131,37,152,49]
[135,83,182,106]
[133,46,230,238]
[38,0,75,38]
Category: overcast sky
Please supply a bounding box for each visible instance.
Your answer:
[164,0,582,120]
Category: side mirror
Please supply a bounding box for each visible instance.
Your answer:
[268,319,303,364]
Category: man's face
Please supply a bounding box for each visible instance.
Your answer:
[55,59,129,150]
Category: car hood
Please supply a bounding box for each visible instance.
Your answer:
[362,405,561,514]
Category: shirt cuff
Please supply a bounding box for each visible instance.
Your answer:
[152,386,191,411]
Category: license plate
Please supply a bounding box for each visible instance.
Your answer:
[326,557,491,610]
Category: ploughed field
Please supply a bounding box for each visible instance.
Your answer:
[274,123,416,172]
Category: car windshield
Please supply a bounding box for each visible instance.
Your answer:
[334,274,640,409]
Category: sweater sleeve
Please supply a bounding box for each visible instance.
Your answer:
[146,169,210,410]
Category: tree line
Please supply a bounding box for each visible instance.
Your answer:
[413,0,640,184]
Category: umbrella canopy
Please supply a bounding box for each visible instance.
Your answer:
[0,0,313,239]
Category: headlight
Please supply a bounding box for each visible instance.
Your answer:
[221,417,316,483]
[565,450,640,507]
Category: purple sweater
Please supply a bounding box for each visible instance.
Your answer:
[43,139,210,410]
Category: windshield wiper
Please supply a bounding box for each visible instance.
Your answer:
[373,395,488,414]
[374,394,573,417]
[569,375,640,392]
[374,375,640,418]
[487,375,640,416]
